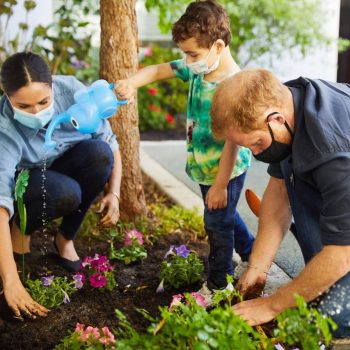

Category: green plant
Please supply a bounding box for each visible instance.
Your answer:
[26,275,78,309]
[55,323,116,350]
[14,169,30,280]
[145,0,350,66]
[138,45,188,131]
[213,275,243,307]
[114,300,272,350]
[109,229,147,265]
[0,0,99,83]
[158,245,204,290]
[150,204,205,239]
[274,294,337,349]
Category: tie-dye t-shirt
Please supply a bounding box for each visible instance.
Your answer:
[170,59,251,185]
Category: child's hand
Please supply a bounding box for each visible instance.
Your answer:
[114,79,136,103]
[205,184,227,210]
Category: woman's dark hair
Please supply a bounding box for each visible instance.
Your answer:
[0,51,52,96]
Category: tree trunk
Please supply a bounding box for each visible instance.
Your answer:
[100,0,146,219]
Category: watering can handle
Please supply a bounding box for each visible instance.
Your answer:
[109,82,128,105]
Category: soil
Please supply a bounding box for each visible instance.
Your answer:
[0,176,209,350]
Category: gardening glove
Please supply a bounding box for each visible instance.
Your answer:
[4,278,49,319]
[205,184,227,210]
[235,265,267,298]
[97,193,120,227]
[114,79,136,103]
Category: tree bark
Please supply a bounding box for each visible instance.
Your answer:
[100,0,146,219]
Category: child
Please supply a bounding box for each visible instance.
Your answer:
[116,0,254,293]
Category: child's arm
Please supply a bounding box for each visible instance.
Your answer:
[205,140,239,210]
[115,63,175,101]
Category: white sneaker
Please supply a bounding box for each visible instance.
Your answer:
[233,261,249,280]
[197,281,216,308]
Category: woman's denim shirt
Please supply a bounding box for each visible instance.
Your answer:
[0,75,119,217]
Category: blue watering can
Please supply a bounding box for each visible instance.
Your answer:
[44,79,127,149]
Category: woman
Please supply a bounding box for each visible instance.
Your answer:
[0,52,122,319]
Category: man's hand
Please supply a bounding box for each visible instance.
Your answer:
[235,266,267,297]
[97,193,120,227]
[114,80,136,103]
[205,184,227,210]
[4,279,49,319]
[232,296,278,326]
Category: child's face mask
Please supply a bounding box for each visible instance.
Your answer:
[185,42,221,75]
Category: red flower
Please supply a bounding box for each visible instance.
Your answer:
[165,113,175,124]
[147,87,158,96]
[147,104,162,113]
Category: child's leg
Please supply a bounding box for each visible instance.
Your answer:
[233,211,255,261]
[199,194,235,289]
[200,172,254,288]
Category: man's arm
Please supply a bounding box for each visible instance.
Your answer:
[233,245,350,326]
[236,176,292,295]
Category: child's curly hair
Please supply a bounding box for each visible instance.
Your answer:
[172,0,231,48]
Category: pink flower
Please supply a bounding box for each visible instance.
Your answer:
[190,292,207,308]
[81,256,92,269]
[75,323,85,333]
[99,327,116,345]
[147,87,158,96]
[124,230,144,246]
[89,273,107,288]
[144,47,153,57]
[165,113,175,124]
[81,326,100,343]
[169,294,184,310]
[91,255,112,272]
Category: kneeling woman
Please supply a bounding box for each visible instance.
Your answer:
[0,52,122,319]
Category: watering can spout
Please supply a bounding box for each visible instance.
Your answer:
[44,79,128,149]
[44,112,71,150]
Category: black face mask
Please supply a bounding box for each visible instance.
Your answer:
[253,113,293,164]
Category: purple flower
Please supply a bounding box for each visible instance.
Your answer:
[164,245,175,259]
[89,273,107,288]
[73,273,85,289]
[42,275,54,286]
[175,245,190,258]
[62,290,70,304]
[156,279,164,293]
[91,255,112,272]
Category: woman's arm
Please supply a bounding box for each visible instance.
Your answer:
[0,208,48,318]
[99,149,122,226]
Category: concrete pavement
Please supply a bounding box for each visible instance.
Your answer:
[140,140,304,278]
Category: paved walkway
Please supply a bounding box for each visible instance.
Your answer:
[140,140,304,280]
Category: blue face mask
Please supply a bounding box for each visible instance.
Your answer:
[12,99,55,129]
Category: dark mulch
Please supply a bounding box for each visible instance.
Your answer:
[140,127,186,141]
[0,176,209,350]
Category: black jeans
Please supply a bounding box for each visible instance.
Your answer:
[15,139,114,240]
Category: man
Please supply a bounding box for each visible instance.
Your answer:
[210,68,350,338]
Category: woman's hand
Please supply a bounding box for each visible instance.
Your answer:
[97,193,120,227]
[205,184,227,210]
[4,278,49,319]
[114,80,136,103]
